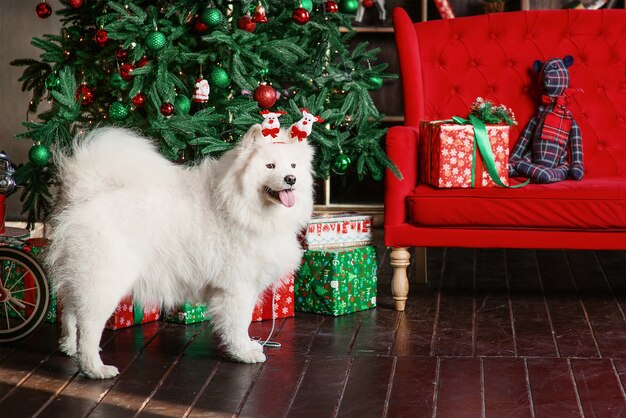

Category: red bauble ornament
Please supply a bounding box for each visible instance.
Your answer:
[75,84,95,106]
[325,1,339,13]
[193,19,208,34]
[131,92,145,107]
[68,0,83,8]
[253,84,277,108]
[362,0,374,8]
[35,2,52,18]
[292,8,310,25]
[237,14,256,32]
[116,48,128,62]
[119,63,135,81]
[94,29,109,47]
[136,56,149,68]
[160,102,174,116]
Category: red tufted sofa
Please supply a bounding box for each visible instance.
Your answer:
[385,7,626,311]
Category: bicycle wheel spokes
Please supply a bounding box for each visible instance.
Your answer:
[6,301,26,322]
[0,247,49,341]
[10,297,37,309]
[11,287,38,294]
[6,271,27,293]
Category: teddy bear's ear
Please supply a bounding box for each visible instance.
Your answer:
[563,55,574,68]
[533,60,543,73]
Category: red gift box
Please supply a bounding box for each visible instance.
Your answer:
[252,273,294,322]
[105,295,160,330]
[419,121,510,188]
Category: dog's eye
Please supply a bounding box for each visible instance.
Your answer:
[266,163,275,169]
[291,163,296,168]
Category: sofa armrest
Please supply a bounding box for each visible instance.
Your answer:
[385,125,420,228]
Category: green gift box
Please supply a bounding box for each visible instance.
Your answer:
[295,246,377,316]
[163,302,210,324]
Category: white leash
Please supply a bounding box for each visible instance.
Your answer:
[252,282,281,349]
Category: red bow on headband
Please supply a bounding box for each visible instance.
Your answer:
[262,127,280,138]
[290,126,307,141]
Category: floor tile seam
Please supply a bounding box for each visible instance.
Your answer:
[592,251,626,323]
[132,321,211,418]
[563,251,603,358]
[503,249,520,357]
[567,358,587,418]
[381,356,397,418]
[532,250,561,358]
[84,324,166,418]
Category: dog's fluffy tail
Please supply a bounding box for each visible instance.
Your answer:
[55,127,178,205]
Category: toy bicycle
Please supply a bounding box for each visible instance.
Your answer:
[0,151,49,342]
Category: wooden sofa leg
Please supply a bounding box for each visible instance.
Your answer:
[414,247,427,284]
[390,247,410,311]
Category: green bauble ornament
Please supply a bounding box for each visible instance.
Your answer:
[109,101,130,121]
[332,153,351,175]
[45,73,60,90]
[110,73,127,89]
[258,67,269,77]
[174,95,191,115]
[210,68,230,88]
[201,8,224,28]
[368,76,384,90]
[146,31,167,51]
[339,0,359,13]
[29,144,51,167]
[301,0,313,12]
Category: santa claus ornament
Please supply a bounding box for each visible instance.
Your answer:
[193,77,210,103]
[259,110,286,139]
[290,108,324,141]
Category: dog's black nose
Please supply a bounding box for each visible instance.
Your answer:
[284,175,296,186]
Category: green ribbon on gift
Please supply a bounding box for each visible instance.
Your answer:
[452,115,529,188]
[133,300,144,324]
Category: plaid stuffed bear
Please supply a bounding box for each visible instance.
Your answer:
[509,56,584,183]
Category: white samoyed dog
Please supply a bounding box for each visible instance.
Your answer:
[46,124,315,379]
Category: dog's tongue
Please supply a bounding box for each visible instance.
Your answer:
[278,190,295,208]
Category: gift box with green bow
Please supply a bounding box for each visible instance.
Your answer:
[295,246,377,316]
[419,98,519,189]
[163,302,210,324]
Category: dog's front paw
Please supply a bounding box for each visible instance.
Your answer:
[228,341,267,364]
[59,336,77,357]
[82,364,119,380]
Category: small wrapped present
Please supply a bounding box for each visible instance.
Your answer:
[295,246,377,316]
[105,296,160,330]
[162,302,210,324]
[301,212,373,250]
[420,120,510,188]
[252,273,294,322]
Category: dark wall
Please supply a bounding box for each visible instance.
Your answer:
[1,1,61,221]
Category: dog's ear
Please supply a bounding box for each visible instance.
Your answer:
[240,124,263,148]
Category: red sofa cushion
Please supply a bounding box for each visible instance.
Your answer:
[407,178,626,230]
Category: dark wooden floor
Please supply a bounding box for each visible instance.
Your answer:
[1,231,625,418]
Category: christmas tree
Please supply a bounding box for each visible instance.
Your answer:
[13,0,398,224]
